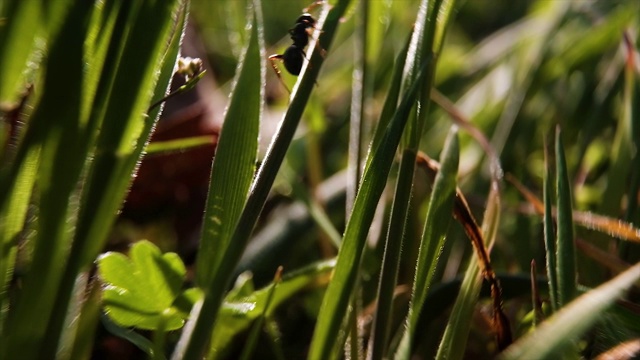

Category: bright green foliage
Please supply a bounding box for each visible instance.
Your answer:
[98,240,189,331]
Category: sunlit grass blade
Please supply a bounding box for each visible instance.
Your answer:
[195,1,264,288]
[175,0,352,358]
[498,263,640,360]
[395,128,459,360]
[146,135,217,155]
[38,0,187,356]
[4,3,92,357]
[0,0,40,106]
[555,127,577,307]
[365,32,411,168]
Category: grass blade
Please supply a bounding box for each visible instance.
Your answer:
[555,127,577,307]
[174,0,353,358]
[4,3,92,357]
[0,0,40,106]
[435,184,502,359]
[498,263,640,360]
[307,56,431,359]
[38,0,187,356]
[395,128,459,359]
[543,134,559,310]
[195,0,264,288]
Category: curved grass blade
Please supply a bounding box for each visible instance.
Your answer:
[498,263,640,360]
[195,2,264,289]
[314,0,454,356]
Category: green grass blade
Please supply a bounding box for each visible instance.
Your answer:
[367,148,416,360]
[101,314,155,357]
[346,0,369,215]
[0,0,40,107]
[71,0,184,266]
[358,45,414,354]
[555,127,576,307]
[619,32,640,262]
[239,268,281,360]
[435,185,500,360]
[145,136,216,155]
[37,0,186,356]
[307,55,431,359]
[4,3,93,357]
[209,259,335,358]
[369,0,456,354]
[195,3,264,288]
[174,1,352,358]
[395,128,459,360]
[543,135,558,310]
[366,32,411,169]
[498,263,640,360]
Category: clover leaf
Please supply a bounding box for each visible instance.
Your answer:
[97,240,189,330]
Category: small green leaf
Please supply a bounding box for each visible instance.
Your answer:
[98,240,187,331]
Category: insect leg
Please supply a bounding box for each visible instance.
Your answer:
[268,54,292,94]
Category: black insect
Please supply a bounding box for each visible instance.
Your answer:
[269,2,323,93]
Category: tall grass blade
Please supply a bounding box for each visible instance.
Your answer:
[395,129,459,360]
[4,3,92,357]
[555,127,577,307]
[543,135,559,310]
[619,31,640,262]
[0,0,40,106]
[174,0,352,358]
[37,0,187,356]
[307,56,432,359]
[346,0,368,216]
[195,0,264,288]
